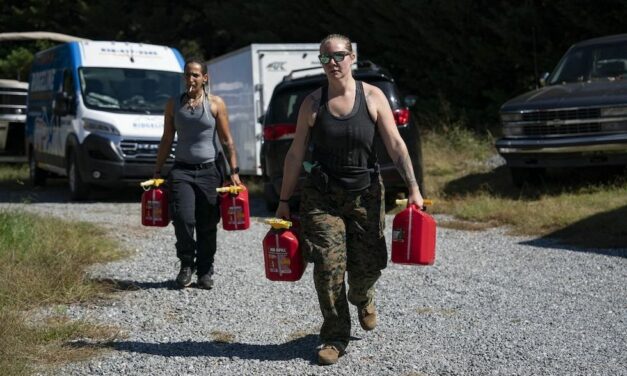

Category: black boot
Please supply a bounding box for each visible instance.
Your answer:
[197,265,214,290]
[175,264,195,288]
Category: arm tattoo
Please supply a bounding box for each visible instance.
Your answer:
[395,154,418,188]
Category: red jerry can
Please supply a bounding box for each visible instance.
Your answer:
[140,178,170,227]
[262,218,305,282]
[391,199,436,265]
[216,185,250,231]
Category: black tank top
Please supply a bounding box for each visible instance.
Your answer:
[312,81,378,191]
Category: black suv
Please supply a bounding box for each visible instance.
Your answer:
[260,61,424,210]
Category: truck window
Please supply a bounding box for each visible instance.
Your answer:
[550,41,627,84]
[78,68,182,114]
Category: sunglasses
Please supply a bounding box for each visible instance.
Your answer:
[318,51,351,64]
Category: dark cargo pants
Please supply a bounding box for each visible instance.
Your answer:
[168,164,221,276]
[299,175,387,351]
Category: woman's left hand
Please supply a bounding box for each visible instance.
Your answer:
[230,173,242,186]
[407,188,424,209]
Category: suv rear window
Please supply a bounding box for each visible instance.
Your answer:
[265,78,401,125]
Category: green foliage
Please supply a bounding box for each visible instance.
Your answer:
[0,47,33,80]
[2,0,627,130]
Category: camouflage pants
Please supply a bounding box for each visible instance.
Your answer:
[300,175,387,351]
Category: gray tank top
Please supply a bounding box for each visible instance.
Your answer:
[173,94,218,164]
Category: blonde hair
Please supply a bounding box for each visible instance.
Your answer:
[320,34,353,53]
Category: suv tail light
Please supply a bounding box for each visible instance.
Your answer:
[393,108,410,127]
[263,123,297,141]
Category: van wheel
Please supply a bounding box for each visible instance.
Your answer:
[29,153,47,186]
[67,151,90,201]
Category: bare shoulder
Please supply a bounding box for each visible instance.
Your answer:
[362,82,386,101]
[300,88,322,114]
[210,94,226,107]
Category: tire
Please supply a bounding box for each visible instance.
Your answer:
[29,151,47,186]
[510,167,545,188]
[67,151,90,201]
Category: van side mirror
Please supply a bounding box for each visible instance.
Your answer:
[258,114,265,124]
[52,92,69,116]
[539,72,550,87]
[404,95,417,108]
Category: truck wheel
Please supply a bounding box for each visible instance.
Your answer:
[29,152,47,186]
[67,151,90,201]
[510,167,545,188]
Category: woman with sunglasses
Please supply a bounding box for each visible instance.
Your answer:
[276,34,424,365]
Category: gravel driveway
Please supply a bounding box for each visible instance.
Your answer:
[1,184,625,376]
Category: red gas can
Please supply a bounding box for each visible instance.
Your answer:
[140,179,170,227]
[262,218,305,282]
[216,185,250,231]
[391,200,436,265]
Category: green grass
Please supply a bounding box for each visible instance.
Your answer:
[0,209,125,375]
[421,126,627,248]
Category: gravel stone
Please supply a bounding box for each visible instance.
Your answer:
[1,187,625,376]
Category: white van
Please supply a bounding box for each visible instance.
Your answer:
[26,41,184,199]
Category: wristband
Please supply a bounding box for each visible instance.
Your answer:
[279,198,290,203]
[230,166,240,175]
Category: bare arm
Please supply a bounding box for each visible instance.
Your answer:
[366,85,423,207]
[153,98,176,177]
[213,95,241,185]
[275,90,319,218]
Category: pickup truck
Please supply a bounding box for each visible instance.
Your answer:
[496,33,627,186]
[0,79,28,163]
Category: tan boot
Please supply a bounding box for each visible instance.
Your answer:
[317,344,342,365]
[358,303,377,331]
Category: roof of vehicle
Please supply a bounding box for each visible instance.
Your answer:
[0,79,28,90]
[276,60,396,90]
[572,33,627,48]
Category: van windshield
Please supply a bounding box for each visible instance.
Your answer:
[79,68,182,114]
[549,40,627,84]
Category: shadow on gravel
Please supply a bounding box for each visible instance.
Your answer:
[94,278,176,291]
[90,335,322,363]
[519,205,627,256]
[0,179,142,203]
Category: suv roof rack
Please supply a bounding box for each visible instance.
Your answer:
[282,60,386,82]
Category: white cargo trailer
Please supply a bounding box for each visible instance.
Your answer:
[206,44,324,176]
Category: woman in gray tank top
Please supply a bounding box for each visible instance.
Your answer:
[276,34,425,366]
[153,58,242,290]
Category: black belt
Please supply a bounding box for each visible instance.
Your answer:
[174,161,215,170]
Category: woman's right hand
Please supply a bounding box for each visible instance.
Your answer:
[275,201,290,220]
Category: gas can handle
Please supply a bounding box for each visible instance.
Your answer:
[216,185,245,194]
[395,198,433,211]
[140,178,165,190]
[264,218,292,229]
